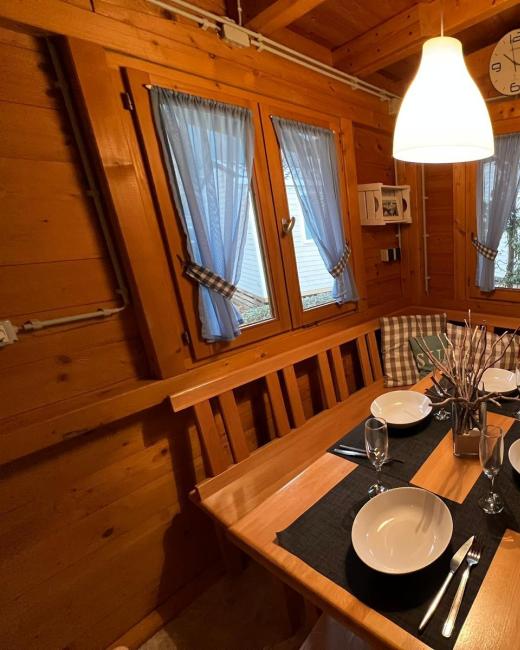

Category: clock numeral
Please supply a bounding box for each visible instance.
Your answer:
[511,33,520,43]
[511,82,520,94]
[491,61,502,72]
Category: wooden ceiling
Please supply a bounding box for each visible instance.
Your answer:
[233,0,520,96]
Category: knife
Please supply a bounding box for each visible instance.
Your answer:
[338,444,404,463]
[332,448,396,464]
[418,535,475,633]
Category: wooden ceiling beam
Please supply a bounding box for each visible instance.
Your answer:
[246,0,328,36]
[333,0,520,76]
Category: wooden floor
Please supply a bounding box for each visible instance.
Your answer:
[139,562,306,650]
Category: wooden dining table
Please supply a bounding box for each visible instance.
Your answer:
[228,377,520,650]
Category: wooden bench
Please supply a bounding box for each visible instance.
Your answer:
[170,307,519,531]
[170,316,394,528]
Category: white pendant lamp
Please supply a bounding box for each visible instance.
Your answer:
[393,36,494,163]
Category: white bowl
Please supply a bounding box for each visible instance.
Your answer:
[480,367,517,395]
[509,439,520,474]
[370,390,432,428]
[351,487,453,574]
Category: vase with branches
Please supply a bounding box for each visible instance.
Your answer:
[418,314,519,456]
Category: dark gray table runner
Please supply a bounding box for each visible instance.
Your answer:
[277,414,520,650]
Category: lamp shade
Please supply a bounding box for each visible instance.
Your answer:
[393,36,494,163]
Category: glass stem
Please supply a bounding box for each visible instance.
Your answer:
[490,475,495,498]
[376,465,381,488]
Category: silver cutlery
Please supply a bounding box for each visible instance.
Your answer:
[418,535,474,633]
[442,540,482,638]
[337,444,404,463]
[332,447,399,464]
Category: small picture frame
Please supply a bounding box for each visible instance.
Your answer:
[381,189,403,221]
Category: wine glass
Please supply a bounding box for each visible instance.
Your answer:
[478,425,504,514]
[432,368,450,422]
[515,361,520,419]
[365,417,389,498]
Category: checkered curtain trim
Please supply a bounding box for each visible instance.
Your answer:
[184,261,236,299]
[472,236,498,261]
[329,241,351,278]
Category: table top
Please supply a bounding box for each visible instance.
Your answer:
[228,380,520,650]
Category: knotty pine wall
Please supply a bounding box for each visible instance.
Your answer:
[354,126,407,308]
[0,2,408,648]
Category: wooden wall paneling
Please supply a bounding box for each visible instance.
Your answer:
[353,124,406,309]
[0,403,217,650]
[395,160,423,305]
[0,31,147,424]
[65,37,186,377]
[423,163,456,301]
[453,163,468,302]
[340,118,368,312]
[0,0,393,131]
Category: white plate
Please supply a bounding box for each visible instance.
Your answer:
[370,390,432,427]
[480,367,517,395]
[351,487,453,574]
[509,439,520,474]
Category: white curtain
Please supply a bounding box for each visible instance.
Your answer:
[272,117,358,304]
[476,133,520,291]
[151,88,254,341]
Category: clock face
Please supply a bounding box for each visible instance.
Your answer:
[489,29,520,96]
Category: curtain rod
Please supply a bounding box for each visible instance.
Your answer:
[145,0,400,104]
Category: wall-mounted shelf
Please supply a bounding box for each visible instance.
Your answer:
[358,183,411,226]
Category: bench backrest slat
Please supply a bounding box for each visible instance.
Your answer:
[265,371,291,437]
[193,400,230,475]
[317,351,337,409]
[329,346,350,401]
[217,391,249,463]
[356,335,374,385]
[367,330,384,380]
[282,365,306,428]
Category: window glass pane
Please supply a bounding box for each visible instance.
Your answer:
[495,188,520,289]
[282,162,335,310]
[232,195,273,326]
[171,156,273,328]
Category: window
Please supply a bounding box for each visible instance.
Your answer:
[127,70,359,356]
[493,185,520,289]
[270,114,358,324]
[475,133,520,293]
[282,161,335,310]
[232,195,273,325]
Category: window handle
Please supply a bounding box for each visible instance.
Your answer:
[282,216,296,235]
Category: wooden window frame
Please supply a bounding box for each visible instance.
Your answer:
[260,103,359,328]
[465,120,520,306]
[125,68,292,360]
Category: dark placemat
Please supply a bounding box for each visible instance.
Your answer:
[329,414,452,482]
[278,420,520,650]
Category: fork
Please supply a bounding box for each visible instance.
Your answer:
[441,540,482,638]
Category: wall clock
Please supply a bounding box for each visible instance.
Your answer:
[489,29,520,96]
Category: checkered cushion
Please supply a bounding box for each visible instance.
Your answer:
[381,314,447,387]
[446,323,519,371]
